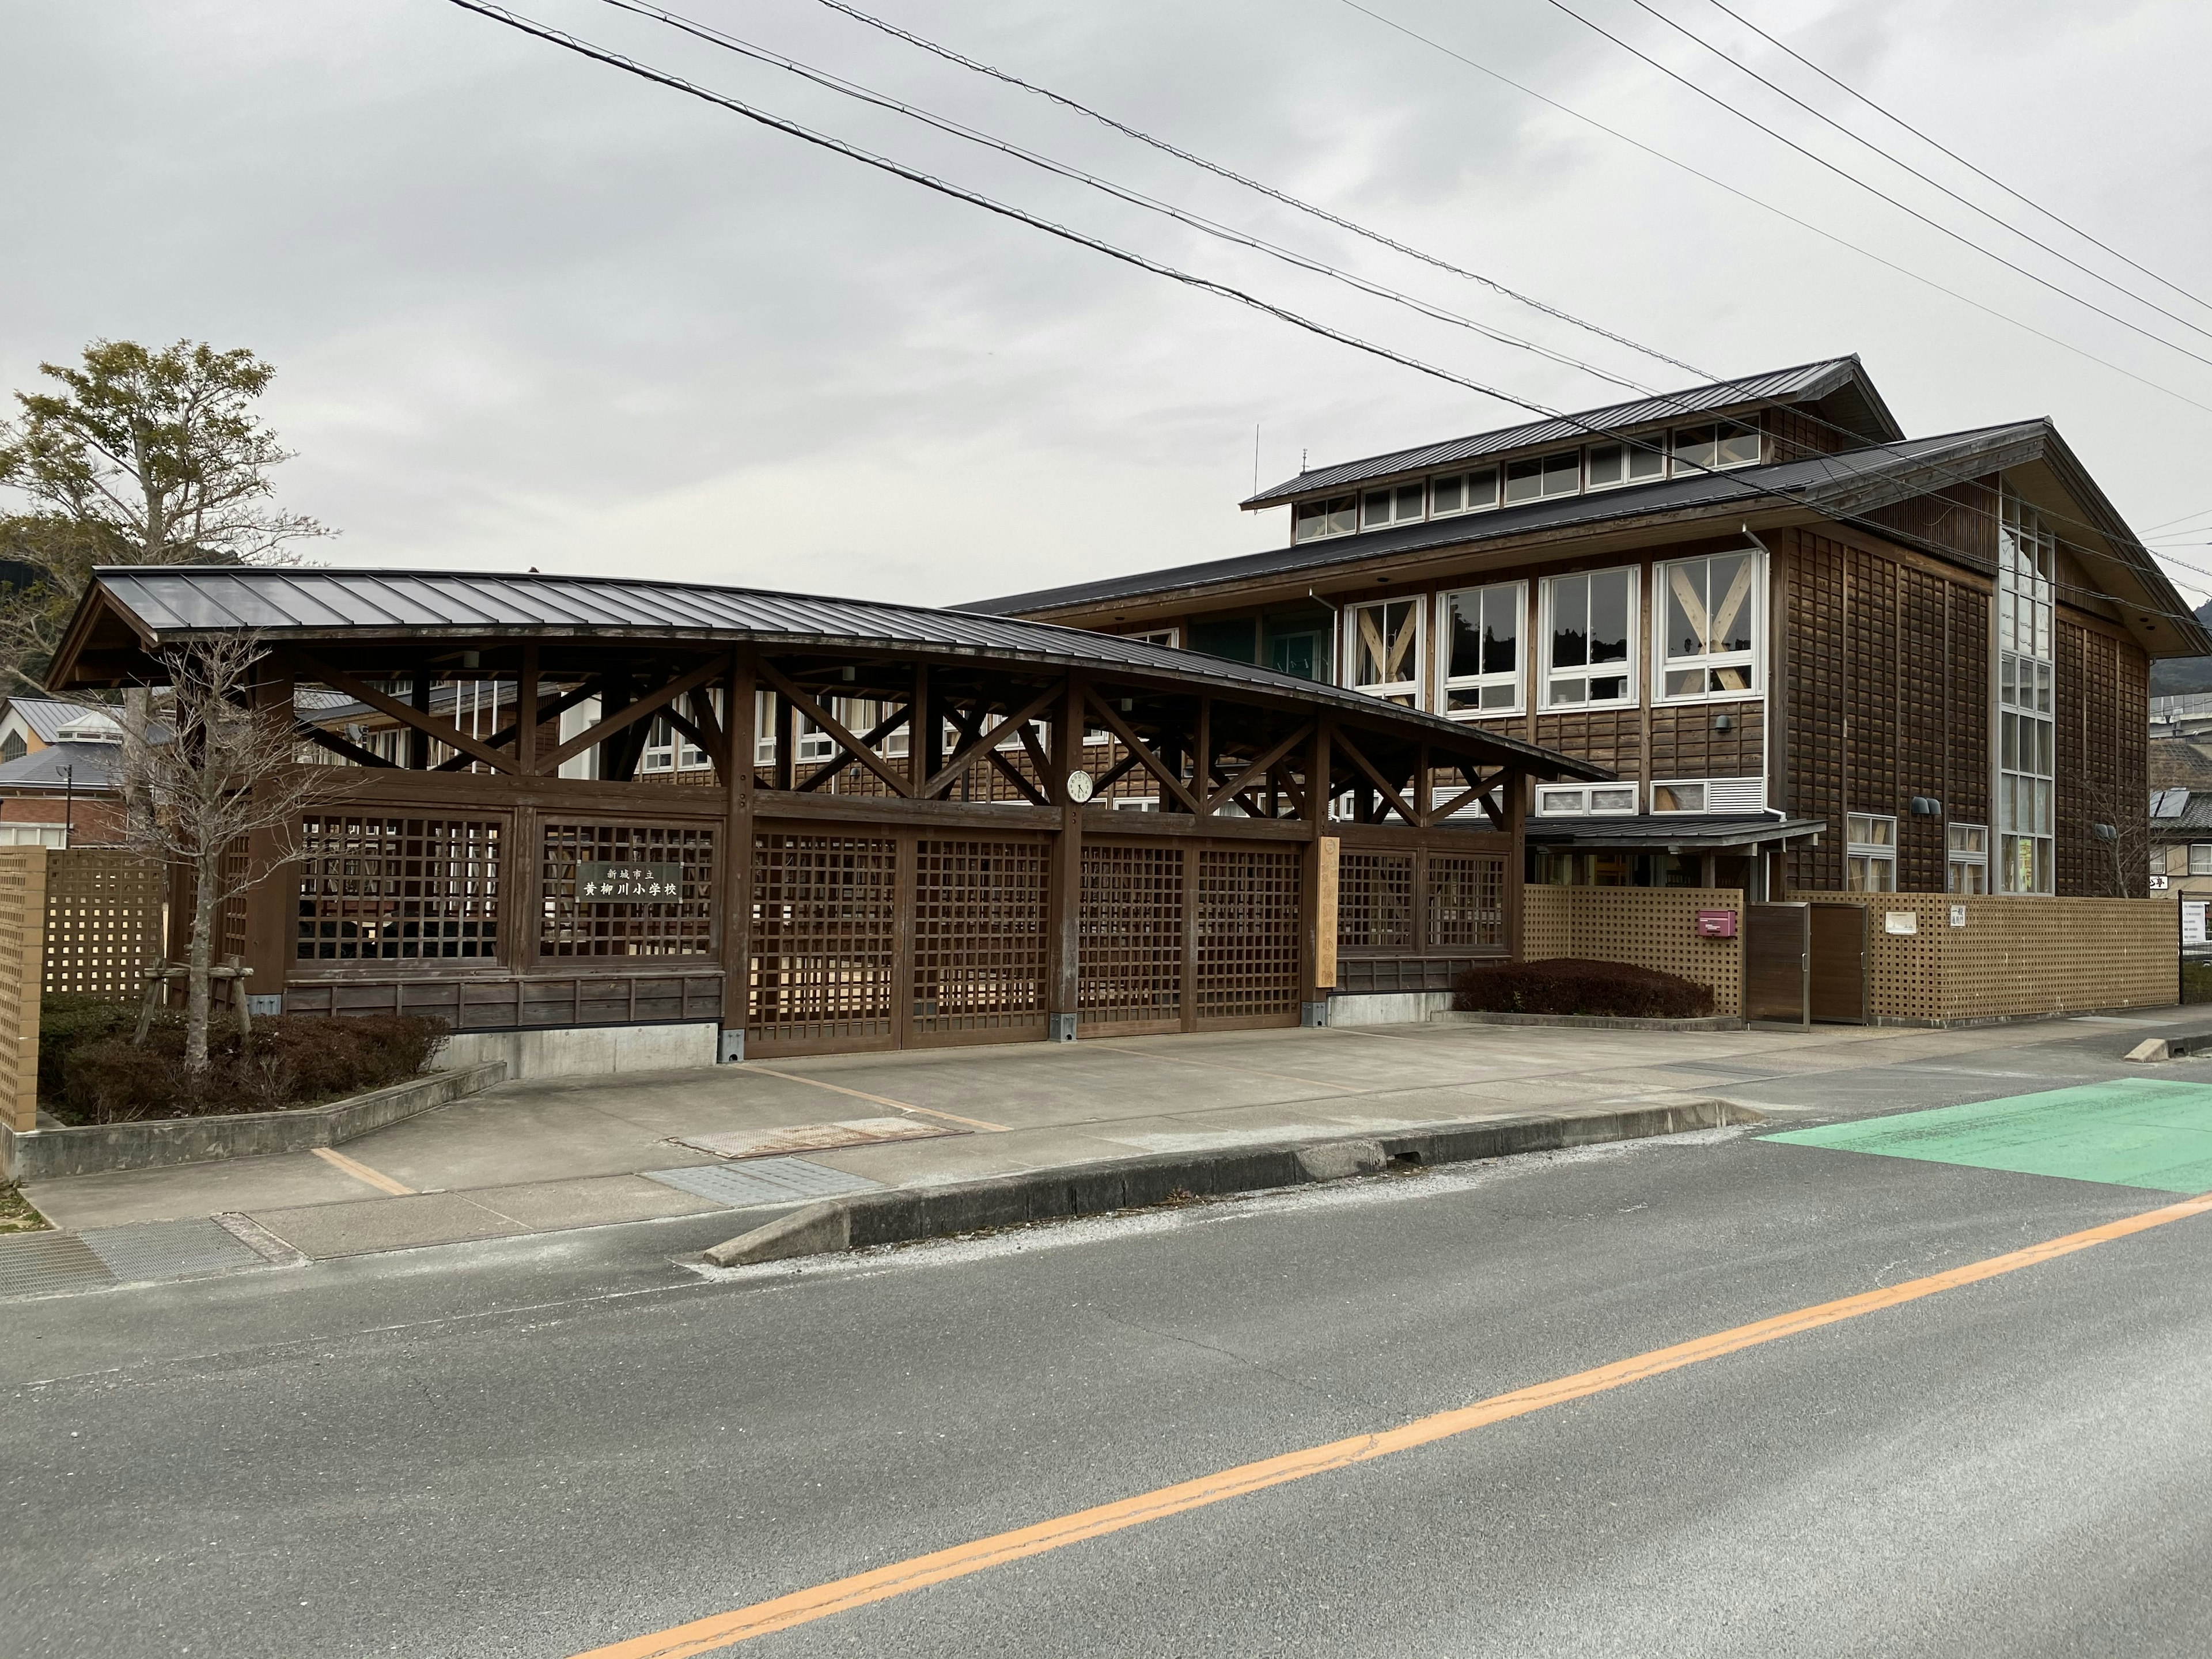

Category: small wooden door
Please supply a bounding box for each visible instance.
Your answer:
[1808,903,1869,1024]
[1743,903,1809,1025]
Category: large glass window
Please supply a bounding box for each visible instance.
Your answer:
[1997,490,2055,893]
[1362,482,1426,529]
[1657,551,1760,699]
[1346,597,1422,706]
[1506,450,1582,504]
[1293,494,1358,543]
[1542,568,1635,708]
[1437,582,1524,715]
[1948,823,1988,893]
[1429,468,1499,517]
[1847,813,1897,892]
[1672,421,1760,471]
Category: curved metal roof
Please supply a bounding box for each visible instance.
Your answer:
[53,566,1610,779]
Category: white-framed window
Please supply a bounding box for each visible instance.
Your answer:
[1997,489,2055,894]
[1346,596,1422,707]
[1541,567,1636,709]
[1949,823,1990,893]
[1127,627,1179,649]
[1847,813,1897,892]
[1585,435,1666,490]
[1111,796,1160,812]
[1536,783,1638,816]
[1436,582,1524,716]
[1656,550,1760,701]
[637,715,707,774]
[1429,467,1500,517]
[1083,726,1111,747]
[1649,777,1765,814]
[2189,843,2212,877]
[1293,494,1358,543]
[1672,420,1760,472]
[1505,449,1582,504]
[1361,482,1426,529]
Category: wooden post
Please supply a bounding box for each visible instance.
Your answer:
[1046,672,1083,1041]
[516,643,540,774]
[1298,724,1336,1025]
[5,847,47,1135]
[1506,770,1528,963]
[241,662,296,1013]
[409,662,433,770]
[773,679,795,794]
[718,648,757,1062]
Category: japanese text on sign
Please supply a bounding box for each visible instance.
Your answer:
[577,862,685,903]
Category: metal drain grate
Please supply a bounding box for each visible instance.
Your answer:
[0,1232,120,1300]
[79,1217,270,1283]
[642,1157,880,1209]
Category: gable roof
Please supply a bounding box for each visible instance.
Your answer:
[0,696,110,745]
[1240,355,1901,508]
[972,419,2212,658]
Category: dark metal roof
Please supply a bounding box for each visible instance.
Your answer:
[0,741,123,793]
[972,423,2041,616]
[55,567,1610,779]
[1239,356,1899,507]
[0,696,111,745]
[2147,789,2212,833]
[1525,815,1826,850]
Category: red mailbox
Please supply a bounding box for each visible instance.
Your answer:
[1695,908,1737,939]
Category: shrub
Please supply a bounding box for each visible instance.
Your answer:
[1455,957,1714,1020]
[52,1013,450,1126]
[36,994,182,1103]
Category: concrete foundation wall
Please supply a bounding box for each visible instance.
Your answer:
[435,1021,721,1080]
[1324,991,1457,1027]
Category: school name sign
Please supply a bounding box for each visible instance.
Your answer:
[577,862,685,903]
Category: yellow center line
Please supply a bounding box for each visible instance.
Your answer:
[310,1146,415,1196]
[568,1187,2212,1659]
[742,1065,1009,1132]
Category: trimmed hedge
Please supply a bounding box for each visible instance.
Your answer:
[1455,957,1714,1020]
[45,1006,449,1126]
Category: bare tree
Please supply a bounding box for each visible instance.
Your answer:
[2085,790,2154,899]
[118,632,336,1073]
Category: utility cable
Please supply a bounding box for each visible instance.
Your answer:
[1536,0,2212,376]
[1619,0,2212,349]
[1334,0,2212,422]
[445,1,2210,631]
[1697,0,2212,319]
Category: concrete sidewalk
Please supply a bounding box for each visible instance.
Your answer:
[12,1008,2202,1285]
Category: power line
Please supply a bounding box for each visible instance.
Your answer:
[1618,0,2212,351]
[444,1,2209,632]
[1333,0,2212,423]
[801,0,1715,385]
[1696,0,2212,320]
[1536,0,2212,377]
[596,0,1671,401]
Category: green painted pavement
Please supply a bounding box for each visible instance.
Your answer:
[1763,1079,2212,1193]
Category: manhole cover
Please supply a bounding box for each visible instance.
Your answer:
[642,1157,881,1209]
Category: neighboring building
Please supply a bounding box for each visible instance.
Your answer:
[0,696,126,845]
[2148,786,2212,899]
[973,356,2205,901]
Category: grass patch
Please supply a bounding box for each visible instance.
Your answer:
[0,1184,51,1234]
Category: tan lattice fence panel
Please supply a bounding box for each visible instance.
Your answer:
[41,850,165,1001]
[1786,893,2176,1022]
[0,848,48,1132]
[1521,887,1744,1014]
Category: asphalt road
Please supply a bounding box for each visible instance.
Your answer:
[10,1027,2212,1658]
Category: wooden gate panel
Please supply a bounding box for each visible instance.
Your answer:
[1194,847,1300,1029]
[1808,903,1869,1023]
[748,830,900,1054]
[911,836,1049,1046]
[1078,842,1185,1035]
[1744,902,1808,1024]
[1338,850,1415,952]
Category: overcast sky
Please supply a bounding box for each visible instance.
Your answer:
[4,0,2210,608]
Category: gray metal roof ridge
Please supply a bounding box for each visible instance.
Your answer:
[969,422,2042,616]
[1238,355,1890,507]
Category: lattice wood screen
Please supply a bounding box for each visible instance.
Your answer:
[1338,850,1415,952]
[43,851,165,1000]
[749,832,899,1048]
[913,837,1047,1037]
[0,848,46,1132]
[1078,843,1184,1029]
[541,823,715,957]
[1427,854,1505,950]
[221,835,251,963]
[297,816,503,963]
[1194,847,1299,1023]
[1522,885,1744,1013]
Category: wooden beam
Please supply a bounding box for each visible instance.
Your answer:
[1203,721,1314,815]
[297,653,518,775]
[1046,672,1082,1037]
[794,700,912,794]
[922,681,1064,800]
[516,643,539,775]
[433,678,599,772]
[1335,728,1418,825]
[1015,718,1055,798]
[294,720,396,770]
[1082,687,1201,815]
[409,661,431,770]
[756,659,912,797]
[720,647,756,1059]
[539,657,727,777]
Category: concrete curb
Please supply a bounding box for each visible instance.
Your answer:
[703,1099,1750,1267]
[1,1061,509,1182]
[1432,1010,1745,1032]
[2125,1032,2212,1063]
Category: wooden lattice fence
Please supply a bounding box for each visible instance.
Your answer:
[0,848,48,1134]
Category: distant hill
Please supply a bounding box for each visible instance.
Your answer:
[2151,599,2212,696]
